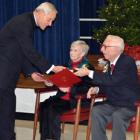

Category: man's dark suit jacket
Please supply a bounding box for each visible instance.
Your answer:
[0,12,50,89]
[92,54,140,109]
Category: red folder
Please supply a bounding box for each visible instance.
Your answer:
[47,68,81,87]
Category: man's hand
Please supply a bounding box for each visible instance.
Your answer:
[52,66,66,73]
[87,87,98,99]
[44,80,53,87]
[59,87,70,92]
[31,72,53,86]
[31,72,45,82]
[74,67,90,77]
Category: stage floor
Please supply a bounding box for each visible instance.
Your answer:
[15,120,137,140]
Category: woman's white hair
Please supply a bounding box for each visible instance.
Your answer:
[35,2,57,14]
[71,40,90,56]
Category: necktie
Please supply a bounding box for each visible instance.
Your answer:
[110,64,115,73]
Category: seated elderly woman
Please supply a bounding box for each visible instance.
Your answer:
[39,40,94,140]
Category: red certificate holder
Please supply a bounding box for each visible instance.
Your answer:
[47,68,81,87]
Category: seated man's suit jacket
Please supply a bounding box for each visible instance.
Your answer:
[93,53,140,109]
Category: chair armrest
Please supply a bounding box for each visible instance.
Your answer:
[96,93,106,98]
[91,93,106,99]
[75,94,87,100]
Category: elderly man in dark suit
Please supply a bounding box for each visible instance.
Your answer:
[0,2,64,140]
[75,35,140,140]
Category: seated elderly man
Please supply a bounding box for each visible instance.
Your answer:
[75,35,140,140]
[39,40,94,140]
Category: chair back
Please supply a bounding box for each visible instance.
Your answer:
[87,89,140,140]
[60,94,92,140]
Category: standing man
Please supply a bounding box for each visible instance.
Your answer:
[0,2,64,140]
[75,35,140,140]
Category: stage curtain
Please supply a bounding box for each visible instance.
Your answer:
[0,0,80,65]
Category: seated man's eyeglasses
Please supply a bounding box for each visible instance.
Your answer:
[101,44,117,50]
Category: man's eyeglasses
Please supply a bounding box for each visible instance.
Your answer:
[100,44,117,50]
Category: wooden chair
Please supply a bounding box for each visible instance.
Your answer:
[60,94,95,140]
[32,88,95,140]
[33,87,57,140]
[87,93,140,140]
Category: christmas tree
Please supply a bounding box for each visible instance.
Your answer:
[93,0,140,46]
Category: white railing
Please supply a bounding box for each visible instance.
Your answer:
[79,18,107,21]
[79,18,106,40]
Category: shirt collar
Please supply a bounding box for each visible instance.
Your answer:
[33,13,38,26]
[110,54,121,66]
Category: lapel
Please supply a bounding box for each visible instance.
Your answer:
[104,54,124,74]
[112,53,124,73]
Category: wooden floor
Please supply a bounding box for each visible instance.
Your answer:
[15,120,138,140]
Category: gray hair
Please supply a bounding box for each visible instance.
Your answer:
[71,40,89,56]
[106,35,125,52]
[118,37,125,52]
[35,2,57,14]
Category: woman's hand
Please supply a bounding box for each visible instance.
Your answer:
[52,66,66,73]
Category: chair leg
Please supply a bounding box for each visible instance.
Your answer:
[73,98,81,140]
[33,92,40,140]
[86,113,91,140]
[61,123,65,133]
[134,106,140,140]
[86,97,96,140]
